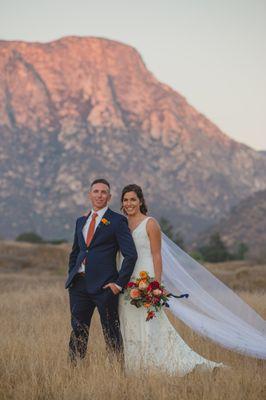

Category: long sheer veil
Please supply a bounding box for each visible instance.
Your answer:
[162,233,266,359]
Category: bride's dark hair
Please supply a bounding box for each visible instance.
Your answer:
[121,184,148,215]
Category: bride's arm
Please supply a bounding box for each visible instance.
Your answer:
[146,218,162,283]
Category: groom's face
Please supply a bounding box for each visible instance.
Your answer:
[89,183,111,211]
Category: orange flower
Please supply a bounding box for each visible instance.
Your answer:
[138,280,148,290]
[130,288,141,299]
[144,303,151,308]
[139,271,148,279]
[101,218,110,225]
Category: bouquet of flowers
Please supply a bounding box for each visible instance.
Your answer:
[125,271,189,321]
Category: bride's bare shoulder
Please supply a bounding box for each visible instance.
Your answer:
[146,217,161,234]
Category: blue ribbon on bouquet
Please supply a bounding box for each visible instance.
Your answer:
[169,293,189,299]
[164,293,189,308]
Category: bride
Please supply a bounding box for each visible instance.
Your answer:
[118,184,266,375]
[118,184,222,375]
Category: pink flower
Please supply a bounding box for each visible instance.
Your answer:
[153,289,162,296]
[130,288,141,299]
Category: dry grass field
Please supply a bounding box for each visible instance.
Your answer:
[0,241,266,400]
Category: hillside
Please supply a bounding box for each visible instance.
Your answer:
[192,189,266,258]
[1,36,266,240]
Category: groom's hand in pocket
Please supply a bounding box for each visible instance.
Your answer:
[103,283,121,295]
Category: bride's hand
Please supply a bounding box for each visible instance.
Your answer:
[162,288,170,296]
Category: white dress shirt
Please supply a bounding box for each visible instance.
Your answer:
[78,206,108,273]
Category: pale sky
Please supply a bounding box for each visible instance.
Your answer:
[0,0,265,150]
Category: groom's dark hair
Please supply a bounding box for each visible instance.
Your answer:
[90,178,110,190]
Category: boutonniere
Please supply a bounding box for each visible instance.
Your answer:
[101,218,110,225]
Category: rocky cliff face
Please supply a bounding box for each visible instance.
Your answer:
[0,36,266,240]
[192,190,266,256]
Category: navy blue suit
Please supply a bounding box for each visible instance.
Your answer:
[65,207,137,362]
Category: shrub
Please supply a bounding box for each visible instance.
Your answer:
[189,251,205,262]
[159,217,186,250]
[234,242,249,260]
[15,232,43,243]
[198,232,231,263]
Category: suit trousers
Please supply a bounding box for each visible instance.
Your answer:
[68,274,123,362]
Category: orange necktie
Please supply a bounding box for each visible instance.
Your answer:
[86,212,98,247]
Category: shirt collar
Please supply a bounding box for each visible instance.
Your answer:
[91,205,108,219]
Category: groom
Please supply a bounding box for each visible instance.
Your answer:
[65,178,137,364]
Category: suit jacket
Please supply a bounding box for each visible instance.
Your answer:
[65,208,138,293]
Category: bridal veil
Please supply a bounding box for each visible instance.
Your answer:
[162,233,266,359]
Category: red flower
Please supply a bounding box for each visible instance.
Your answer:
[147,280,160,291]
[152,280,160,289]
[126,282,136,288]
[146,311,155,321]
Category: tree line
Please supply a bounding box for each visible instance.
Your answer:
[15,232,67,245]
[14,217,248,263]
[159,217,248,262]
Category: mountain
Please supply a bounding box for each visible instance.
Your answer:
[0,36,266,240]
[192,189,266,257]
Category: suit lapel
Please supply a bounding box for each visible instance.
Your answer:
[79,212,91,248]
[81,212,91,229]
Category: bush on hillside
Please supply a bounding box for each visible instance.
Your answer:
[197,232,231,263]
[15,232,43,243]
[159,217,186,250]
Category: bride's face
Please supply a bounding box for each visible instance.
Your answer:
[122,191,142,216]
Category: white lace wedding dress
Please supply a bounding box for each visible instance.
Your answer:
[119,217,223,375]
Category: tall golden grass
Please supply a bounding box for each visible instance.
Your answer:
[0,242,265,399]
